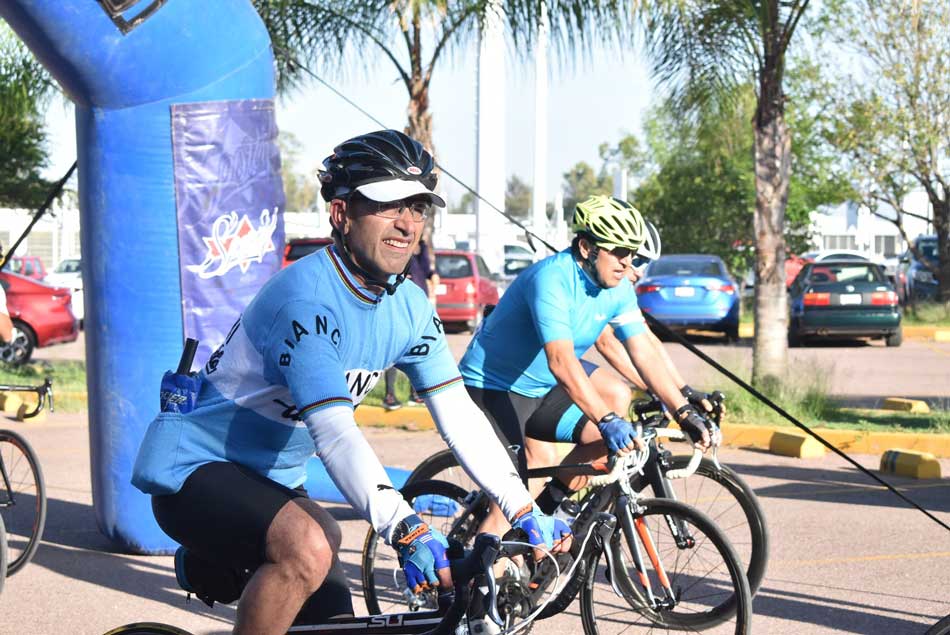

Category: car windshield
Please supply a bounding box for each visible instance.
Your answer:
[649,259,723,277]
[807,264,884,284]
[55,259,81,274]
[436,255,473,278]
[918,239,937,260]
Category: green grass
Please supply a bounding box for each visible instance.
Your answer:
[362,372,415,408]
[902,301,950,327]
[0,360,88,413]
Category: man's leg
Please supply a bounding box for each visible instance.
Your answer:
[235,498,342,635]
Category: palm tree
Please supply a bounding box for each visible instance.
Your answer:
[0,25,55,209]
[252,0,633,155]
[638,1,811,385]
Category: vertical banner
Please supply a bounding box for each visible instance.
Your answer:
[172,99,285,365]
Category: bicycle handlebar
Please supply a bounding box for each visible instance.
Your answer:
[589,427,702,487]
[177,338,199,375]
[423,533,501,635]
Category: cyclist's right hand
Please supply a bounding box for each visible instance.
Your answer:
[392,514,451,594]
[597,412,643,454]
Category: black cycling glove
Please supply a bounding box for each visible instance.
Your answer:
[674,404,711,445]
[680,384,713,413]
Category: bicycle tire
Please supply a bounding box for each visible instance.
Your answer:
[579,497,752,635]
[0,429,47,575]
[927,615,950,635]
[100,624,194,635]
[362,479,475,615]
[0,514,8,597]
[631,454,769,594]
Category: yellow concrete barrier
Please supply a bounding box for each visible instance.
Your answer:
[16,402,46,422]
[880,449,942,479]
[0,392,23,415]
[882,398,931,414]
[935,330,950,343]
[769,430,826,458]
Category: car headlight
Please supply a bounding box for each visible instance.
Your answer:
[914,269,935,283]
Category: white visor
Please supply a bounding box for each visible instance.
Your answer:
[355,179,445,207]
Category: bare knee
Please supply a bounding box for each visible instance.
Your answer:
[525,438,558,469]
[266,501,339,592]
[600,378,632,415]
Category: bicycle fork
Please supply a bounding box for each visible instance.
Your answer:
[611,493,678,611]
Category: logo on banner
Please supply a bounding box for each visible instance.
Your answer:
[188,208,279,279]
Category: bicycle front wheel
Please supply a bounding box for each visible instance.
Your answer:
[361,479,478,615]
[927,614,950,635]
[101,624,194,635]
[0,514,8,596]
[0,429,47,575]
[580,497,751,635]
[633,454,769,595]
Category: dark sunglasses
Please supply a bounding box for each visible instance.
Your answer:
[631,255,651,269]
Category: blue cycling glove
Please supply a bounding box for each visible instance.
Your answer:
[511,505,572,553]
[393,514,450,594]
[159,370,202,414]
[597,412,638,453]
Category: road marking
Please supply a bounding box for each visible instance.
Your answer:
[773,550,950,567]
[768,479,950,499]
[923,341,950,357]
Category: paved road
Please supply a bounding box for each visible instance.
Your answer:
[37,332,950,408]
[2,413,949,635]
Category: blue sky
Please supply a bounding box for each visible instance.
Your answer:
[43,40,654,208]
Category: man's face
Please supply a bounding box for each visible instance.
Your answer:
[330,195,427,283]
[580,238,633,288]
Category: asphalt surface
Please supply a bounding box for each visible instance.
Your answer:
[1,413,949,635]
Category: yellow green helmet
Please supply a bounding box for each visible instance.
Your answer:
[572,195,647,251]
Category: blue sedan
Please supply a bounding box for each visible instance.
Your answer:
[635,255,741,341]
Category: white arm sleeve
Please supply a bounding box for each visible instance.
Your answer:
[303,405,415,545]
[425,383,533,521]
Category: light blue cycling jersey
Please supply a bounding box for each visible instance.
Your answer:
[460,248,647,398]
[132,244,461,495]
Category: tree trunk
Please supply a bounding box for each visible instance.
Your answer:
[935,197,950,304]
[406,79,434,155]
[752,79,792,387]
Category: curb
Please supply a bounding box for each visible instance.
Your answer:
[882,397,931,414]
[737,323,950,342]
[355,406,950,459]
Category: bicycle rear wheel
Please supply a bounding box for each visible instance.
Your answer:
[580,497,751,635]
[100,624,193,635]
[632,454,769,595]
[0,429,47,575]
[0,514,8,596]
[361,479,478,615]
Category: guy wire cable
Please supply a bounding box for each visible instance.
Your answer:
[271,48,950,535]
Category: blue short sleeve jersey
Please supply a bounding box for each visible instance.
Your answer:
[459,249,646,398]
[133,245,462,495]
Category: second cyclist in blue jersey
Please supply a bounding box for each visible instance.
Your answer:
[459,195,720,524]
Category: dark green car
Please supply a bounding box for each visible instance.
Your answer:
[787,260,902,347]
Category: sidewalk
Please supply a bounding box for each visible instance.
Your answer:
[354,405,950,458]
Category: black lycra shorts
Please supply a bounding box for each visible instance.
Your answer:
[466,359,597,480]
[152,461,308,569]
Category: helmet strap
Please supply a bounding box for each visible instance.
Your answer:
[335,231,409,296]
[578,238,609,289]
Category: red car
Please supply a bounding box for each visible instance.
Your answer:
[0,272,78,364]
[282,237,332,268]
[434,249,500,332]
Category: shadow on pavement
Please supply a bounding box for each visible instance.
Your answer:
[753,581,940,633]
[729,458,950,513]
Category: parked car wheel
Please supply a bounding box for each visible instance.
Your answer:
[725,324,740,343]
[1,323,36,365]
[787,326,803,348]
[885,328,903,348]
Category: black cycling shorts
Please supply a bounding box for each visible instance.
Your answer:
[466,360,596,480]
[152,461,308,570]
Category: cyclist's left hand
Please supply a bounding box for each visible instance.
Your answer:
[511,505,573,561]
[393,514,451,594]
[680,384,726,418]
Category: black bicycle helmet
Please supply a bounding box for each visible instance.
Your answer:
[318,129,445,206]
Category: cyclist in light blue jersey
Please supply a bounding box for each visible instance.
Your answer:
[132,130,570,635]
[459,195,720,530]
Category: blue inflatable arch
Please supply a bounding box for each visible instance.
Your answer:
[0,0,284,553]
